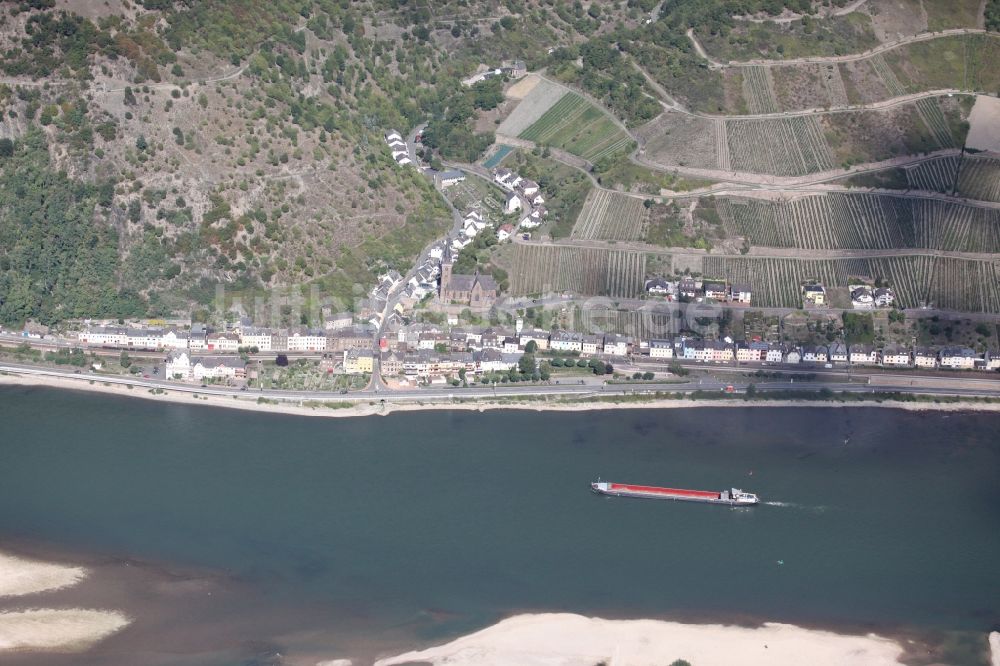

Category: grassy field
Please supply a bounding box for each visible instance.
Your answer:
[924,0,982,31]
[821,97,966,169]
[519,92,633,162]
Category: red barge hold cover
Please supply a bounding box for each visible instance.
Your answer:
[591,480,759,505]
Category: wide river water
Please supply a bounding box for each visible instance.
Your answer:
[0,386,998,664]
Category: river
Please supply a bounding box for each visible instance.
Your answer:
[0,386,997,664]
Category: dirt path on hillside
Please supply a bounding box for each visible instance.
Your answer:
[519,233,1000,262]
[689,27,988,67]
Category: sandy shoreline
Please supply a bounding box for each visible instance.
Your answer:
[3,371,1000,419]
[373,612,909,666]
[0,552,87,598]
[0,550,129,655]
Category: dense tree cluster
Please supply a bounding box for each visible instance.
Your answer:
[0,131,147,326]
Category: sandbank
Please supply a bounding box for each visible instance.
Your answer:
[0,608,129,652]
[3,370,1000,419]
[374,612,906,666]
[0,552,87,598]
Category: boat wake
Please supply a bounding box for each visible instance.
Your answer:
[764,501,829,512]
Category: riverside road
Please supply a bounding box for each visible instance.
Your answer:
[4,361,1000,405]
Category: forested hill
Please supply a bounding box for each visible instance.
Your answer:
[0,0,996,327]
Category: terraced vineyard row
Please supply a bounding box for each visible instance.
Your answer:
[914,97,955,147]
[905,156,959,192]
[519,93,590,144]
[742,66,778,114]
[717,194,911,250]
[519,92,632,162]
[870,53,906,97]
[503,246,645,298]
[926,258,1000,313]
[701,255,1000,311]
[715,194,1000,253]
[573,190,648,241]
[956,156,1000,202]
[604,250,646,298]
[910,199,1000,253]
[726,116,834,176]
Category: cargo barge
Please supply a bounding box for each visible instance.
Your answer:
[591,480,759,506]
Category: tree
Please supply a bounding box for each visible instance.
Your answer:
[642,372,654,380]
[518,353,536,375]
[0,138,12,158]
[119,351,132,368]
[539,363,551,381]
[745,383,757,399]
[669,360,689,376]
[524,340,538,353]
[275,354,289,366]
[135,134,148,151]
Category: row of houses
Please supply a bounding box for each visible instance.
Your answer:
[644,277,753,305]
[384,130,412,166]
[389,349,525,379]
[647,338,999,370]
[391,324,631,357]
[165,351,247,381]
[79,324,374,354]
[493,168,547,229]
[850,284,895,309]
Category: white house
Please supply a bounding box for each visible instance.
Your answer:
[736,343,764,362]
[435,170,466,188]
[604,334,630,357]
[493,168,515,189]
[206,332,240,352]
[765,346,784,363]
[581,335,601,355]
[913,348,938,369]
[849,345,878,365]
[519,179,539,196]
[239,327,272,351]
[881,346,910,366]
[645,278,675,297]
[287,328,327,352]
[703,282,728,301]
[79,326,128,347]
[165,350,192,379]
[193,357,246,381]
[731,283,752,305]
[504,191,522,214]
[828,342,849,363]
[160,329,190,350]
[851,286,875,309]
[549,331,583,351]
[874,288,895,308]
[649,339,674,359]
[126,328,164,349]
[802,345,828,364]
[940,347,977,370]
[496,224,515,242]
[519,329,550,351]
